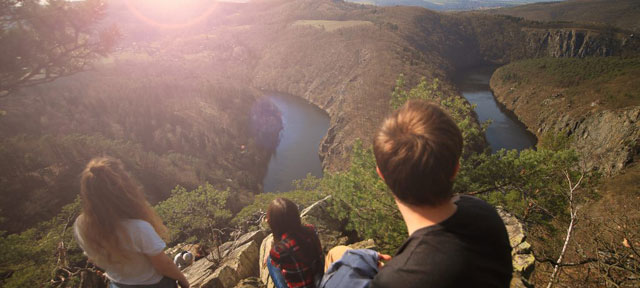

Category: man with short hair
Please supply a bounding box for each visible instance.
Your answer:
[370,100,513,287]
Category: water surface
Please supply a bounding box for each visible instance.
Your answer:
[455,66,537,153]
[262,93,330,192]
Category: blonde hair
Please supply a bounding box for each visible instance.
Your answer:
[76,156,168,263]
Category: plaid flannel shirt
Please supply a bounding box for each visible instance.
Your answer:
[269,224,322,288]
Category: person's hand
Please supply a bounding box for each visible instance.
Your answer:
[378,253,391,267]
[178,278,190,288]
[96,270,107,281]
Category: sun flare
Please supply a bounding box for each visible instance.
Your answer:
[123,0,220,29]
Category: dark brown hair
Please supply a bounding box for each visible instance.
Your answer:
[373,100,463,206]
[267,198,324,278]
[267,198,304,240]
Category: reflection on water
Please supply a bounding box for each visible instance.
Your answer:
[455,66,537,153]
[262,93,330,193]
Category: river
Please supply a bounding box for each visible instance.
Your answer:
[262,67,535,192]
[455,66,537,153]
[262,93,330,193]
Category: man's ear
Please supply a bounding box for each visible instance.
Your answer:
[376,166,385,181]
[450,160,460,180]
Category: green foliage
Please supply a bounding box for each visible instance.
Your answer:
[320,141,406,254]
[0,0,119,93]
[456,148,597,226]
[0,133,213,233]
[390,74,443,110]
[0,69,279,232]
[538,130,573,151]
[155,183,232,245]
[391,75,486,156]
[232,175,327,227]
[0,199,82,288]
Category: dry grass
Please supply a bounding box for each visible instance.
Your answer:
[292,20,374,32]
[485,0,640,32]
[491,57,640,115]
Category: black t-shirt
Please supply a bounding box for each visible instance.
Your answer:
[370,195,513,288]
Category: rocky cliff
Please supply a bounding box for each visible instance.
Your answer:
[522,28,636,58]
[490,58,640,175]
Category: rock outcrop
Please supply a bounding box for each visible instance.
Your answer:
[548,107,640,174]
[182,230,267,288]
[498,208,535,288]
[522,28,637,58]
[490,72,640,175]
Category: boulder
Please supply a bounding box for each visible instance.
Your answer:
[234,277,265,288]
[200,265,238,288]
[183,230,266,288]
[226,241,260,281]
[258,234,274,288]
[220,230,267,256]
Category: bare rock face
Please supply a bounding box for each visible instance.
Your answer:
[497,207,535,288]
[183,230,266,288]
[524,28,614,58]
[521,28,639,59]
[550,107,640,175]
[492,77,640,175]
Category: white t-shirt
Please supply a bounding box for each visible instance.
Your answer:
[74,218,166,285]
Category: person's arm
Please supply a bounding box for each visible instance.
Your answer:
[148,252,190,288]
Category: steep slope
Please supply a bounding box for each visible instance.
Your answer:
[490,57,640,175]
[0,57,281,233]
[3,0,637,232]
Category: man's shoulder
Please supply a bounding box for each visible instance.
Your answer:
[371,240,465,288]
[371,196,512,287]
[451,195,507,231]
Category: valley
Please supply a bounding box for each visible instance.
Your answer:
[1,0,639,287]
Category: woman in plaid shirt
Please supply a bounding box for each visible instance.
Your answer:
[267,198,324,288]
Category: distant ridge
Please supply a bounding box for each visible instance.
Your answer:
[484,0,640,31]
[347,0,556,11]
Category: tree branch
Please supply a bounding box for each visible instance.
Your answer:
[546,170,584,288]
[536,256,598,267]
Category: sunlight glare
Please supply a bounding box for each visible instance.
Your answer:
[123,0,220,29]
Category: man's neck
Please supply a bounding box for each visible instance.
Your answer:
[395,196,459,236]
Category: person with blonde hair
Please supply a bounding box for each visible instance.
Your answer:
[73,157,189,288]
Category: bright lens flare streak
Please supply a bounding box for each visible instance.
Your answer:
[123,0,219,29]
